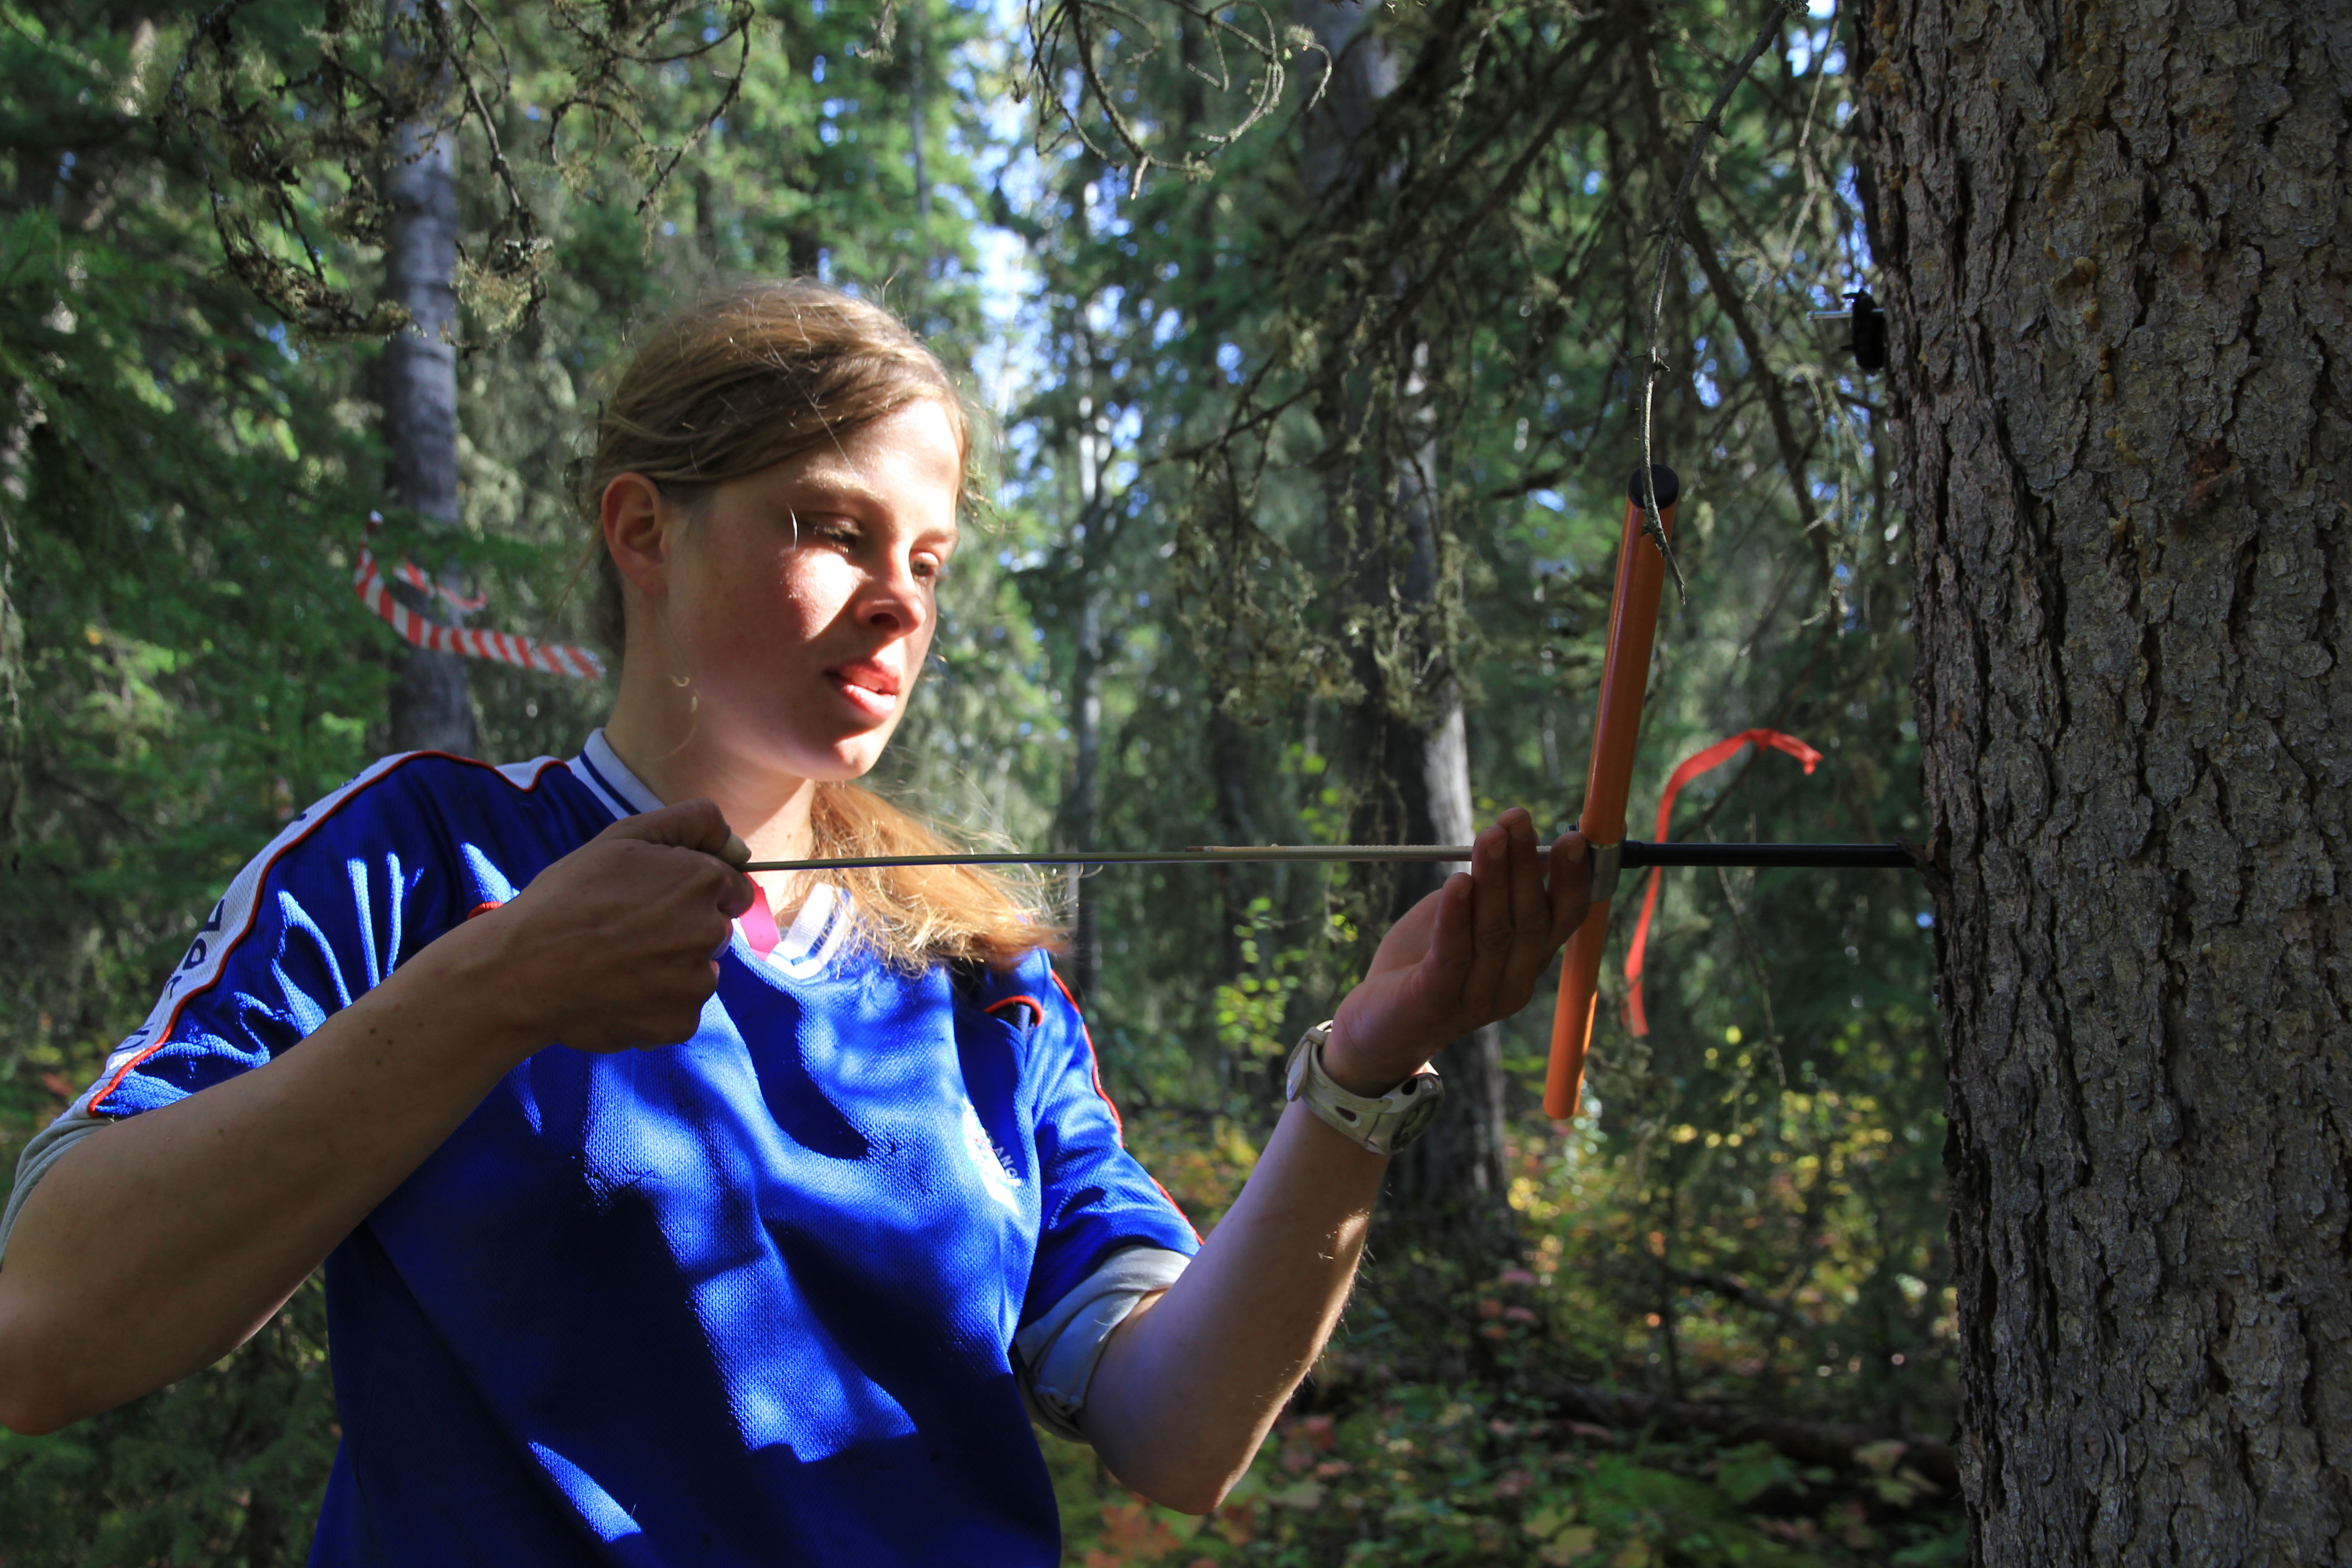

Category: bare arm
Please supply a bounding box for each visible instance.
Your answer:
[1082,810,1590,1512]
[0,801,752,1435]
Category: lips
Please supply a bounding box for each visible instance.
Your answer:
[827,659,902,698]
[824,659,902,719]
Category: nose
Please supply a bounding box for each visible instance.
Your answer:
[856,554,931,638]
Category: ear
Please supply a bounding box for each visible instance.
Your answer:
[601,472,675,599]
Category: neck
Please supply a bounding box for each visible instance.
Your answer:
[602,673,819,865]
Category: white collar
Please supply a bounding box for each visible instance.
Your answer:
[571,729,853,979]
[572,729,664,819]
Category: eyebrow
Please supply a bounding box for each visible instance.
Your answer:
[775,472,960,544]
[776,467,884,507]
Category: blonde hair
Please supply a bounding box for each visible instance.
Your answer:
[586,281,1057,972]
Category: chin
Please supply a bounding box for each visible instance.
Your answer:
[746,712,899,784]
[794,739,891,783]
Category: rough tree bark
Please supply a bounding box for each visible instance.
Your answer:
[1859,0,2351,1558]
[381,0,473,756]
[1299,0,1510,1234]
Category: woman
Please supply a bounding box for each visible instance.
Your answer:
[0,282,1590,1563]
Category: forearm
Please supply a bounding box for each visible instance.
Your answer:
[0,917,538,1433]
[1083,1097,1389,1512]
[1083,814,1585,1507]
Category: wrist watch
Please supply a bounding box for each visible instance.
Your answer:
[1284,1021,1445,1156]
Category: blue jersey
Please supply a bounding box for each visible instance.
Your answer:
[75,734,1198,1566]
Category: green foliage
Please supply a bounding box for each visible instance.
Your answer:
[1103,1075,1964,1563]
[0,2,1016,1558]
[0,1284,336,1566]
[157,0,760,337]
[0,0,1960,1559]
[992,0,1958,1553]
[996,0,1950,1414]
[1042,1401,1966,1567]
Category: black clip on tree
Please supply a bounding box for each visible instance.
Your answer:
[1809,289,1888,374]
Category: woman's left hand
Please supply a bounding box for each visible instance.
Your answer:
[1323,809,1592,1097]
[1089,807,1593,1507]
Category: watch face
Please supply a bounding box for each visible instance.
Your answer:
[1394,1087,1443,1146]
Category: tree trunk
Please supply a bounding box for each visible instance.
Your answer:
[0,387,28,864]
[906,0,930,229]
[382,0,472,757]
[1063,356,1114,1003]
[1208,703,1257,989]
[1380,357,1508,1227]
[1298,0,1509,1232]
[1381,682,1510,1225]
[1178,12,1207,141]
[1067,578,1104,1002]
[1860,0,2351,1559]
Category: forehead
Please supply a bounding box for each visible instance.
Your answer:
[771,400,963,516]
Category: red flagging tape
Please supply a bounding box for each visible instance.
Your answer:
[1623,728,1823,1036]
[353,514,605,681]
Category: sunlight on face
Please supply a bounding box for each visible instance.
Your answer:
[657,398,963,784]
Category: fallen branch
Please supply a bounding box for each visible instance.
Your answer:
[1533,1377,1960,1490]
[1672,1266,1798,1323]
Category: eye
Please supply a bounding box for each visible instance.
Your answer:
[796,513,859,545]
[912,551,949,584]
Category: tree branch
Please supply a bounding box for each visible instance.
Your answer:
[1634,0,1800,599]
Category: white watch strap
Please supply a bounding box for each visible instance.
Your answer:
[1284,1022,1444,1156]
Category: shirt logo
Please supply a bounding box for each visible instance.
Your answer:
[960,1101,1022,1214]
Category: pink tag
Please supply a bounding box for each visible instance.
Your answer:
[740,883,781,960]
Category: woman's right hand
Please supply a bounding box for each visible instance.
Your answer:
[0,797,757,1435]
[477,799,757,1054]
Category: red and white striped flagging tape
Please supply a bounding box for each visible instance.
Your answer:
[353,514,606,680]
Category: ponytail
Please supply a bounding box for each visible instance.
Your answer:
[804,783,1059,971]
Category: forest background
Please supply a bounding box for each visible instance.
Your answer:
[0,0,1961,1562]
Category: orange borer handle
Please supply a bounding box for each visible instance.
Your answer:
[1544,464,1679,1120]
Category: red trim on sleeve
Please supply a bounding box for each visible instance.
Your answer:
[1049,968,1199,1242]
[1048,970,1120,1135]
[983,994,1047,1028]
[88,751,568,1114]
[466,900,505,920]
